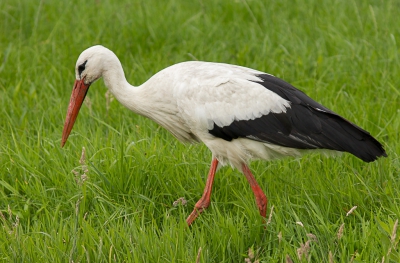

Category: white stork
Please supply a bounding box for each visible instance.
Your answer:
[62,45,386,225]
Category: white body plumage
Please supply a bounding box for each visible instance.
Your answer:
[87,49,300,168]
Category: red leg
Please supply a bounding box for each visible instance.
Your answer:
[242,164,268,218]
[186,158,219,226]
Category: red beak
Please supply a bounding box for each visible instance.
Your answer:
[61,79,90,147]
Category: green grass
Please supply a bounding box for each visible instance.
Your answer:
[1,0,399,262]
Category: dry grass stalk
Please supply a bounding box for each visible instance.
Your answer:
[285,254,294,263]
[0,210,5,221]
[248,247,254,260]
[337,223,345,240]
[307,233,317,242]
[297,233,318,261]
[79,146,86,165]
[296,221,304,227]
[267,205,274,225]
[73,147,89,185]
[79,147,88,174]
[386,218,399,258]
[196,247,202,263]
[349,250,357,263]
[12,215,19,229]
[172,197,187,207]
[278,232,282,243]
[2,206,19,236]
[346,206,357,216]
[390,219,398,244]
[329,251,334,263]
[297,240,311,260]
[245,247,260,263]
[8,205,12,221]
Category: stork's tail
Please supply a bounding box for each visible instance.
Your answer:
[316,112,387,162]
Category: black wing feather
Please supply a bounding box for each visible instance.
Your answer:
[209,74,387,162]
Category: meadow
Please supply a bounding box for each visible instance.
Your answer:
[0,0,399,262]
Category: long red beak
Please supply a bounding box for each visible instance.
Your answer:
[61,79,90,147]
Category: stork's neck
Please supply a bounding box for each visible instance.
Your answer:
[101,59,147,116]
[99,54,195,143]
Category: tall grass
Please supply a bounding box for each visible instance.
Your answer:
[1,0,399,262]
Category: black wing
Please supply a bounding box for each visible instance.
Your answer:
[209,74,387,162]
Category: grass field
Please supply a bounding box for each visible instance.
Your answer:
[1,0,399,262]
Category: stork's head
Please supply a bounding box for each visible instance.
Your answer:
[61,45,114,147]
[75,45,112,85]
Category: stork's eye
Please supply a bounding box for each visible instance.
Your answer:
[78,60,88,77]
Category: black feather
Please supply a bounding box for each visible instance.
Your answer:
[208,74,387,162]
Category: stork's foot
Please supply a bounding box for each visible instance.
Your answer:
[186,198,210,226]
